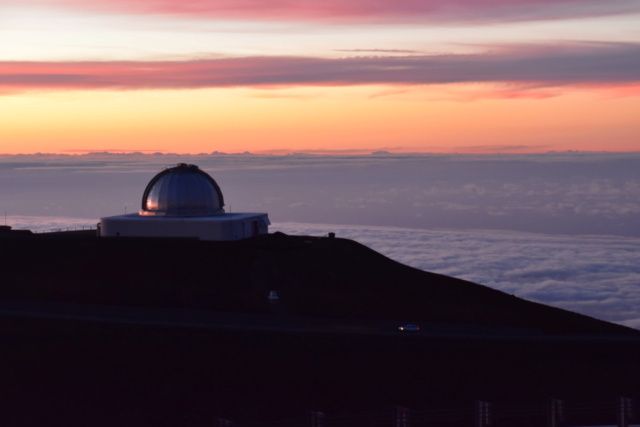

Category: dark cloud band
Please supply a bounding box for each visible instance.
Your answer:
[2,42,640,94]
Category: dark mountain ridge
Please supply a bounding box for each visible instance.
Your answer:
[0,228,639,426]
[0,228,634,335]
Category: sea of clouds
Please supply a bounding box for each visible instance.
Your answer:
[273,223,640,329]
[1,152,639,327]
[2,151,639,236]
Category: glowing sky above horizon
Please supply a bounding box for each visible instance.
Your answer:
[1,0,640,154]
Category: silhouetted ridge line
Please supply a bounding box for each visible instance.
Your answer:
[0,228,634,335]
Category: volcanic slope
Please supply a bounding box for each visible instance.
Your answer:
[0,228,634,336]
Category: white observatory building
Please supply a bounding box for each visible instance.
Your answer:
[99,163,270,240]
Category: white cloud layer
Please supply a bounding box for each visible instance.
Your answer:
[3,215,98,233]
[273,223,640,329]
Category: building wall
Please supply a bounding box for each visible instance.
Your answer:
[100,214,270,241]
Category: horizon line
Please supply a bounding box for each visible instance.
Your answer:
[2,149,640,157]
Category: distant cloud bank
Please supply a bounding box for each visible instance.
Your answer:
[1,152,639,237]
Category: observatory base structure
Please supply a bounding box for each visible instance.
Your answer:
[100,213,270,241]
[99,163,270,241]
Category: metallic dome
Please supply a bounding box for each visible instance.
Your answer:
[140,163,225,217]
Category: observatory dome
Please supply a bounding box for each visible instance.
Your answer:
[140,163,225,217]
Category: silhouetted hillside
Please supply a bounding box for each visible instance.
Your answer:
[0,229,635,335]
[0,229,638,426]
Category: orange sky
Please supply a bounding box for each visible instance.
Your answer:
[1,85,638,154]
[1,1,639,154]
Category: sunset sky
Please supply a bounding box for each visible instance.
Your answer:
[1,0,639,154]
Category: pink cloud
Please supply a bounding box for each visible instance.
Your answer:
[2,42,639,95]
[24,0,640,23]
[593,83,640,99]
